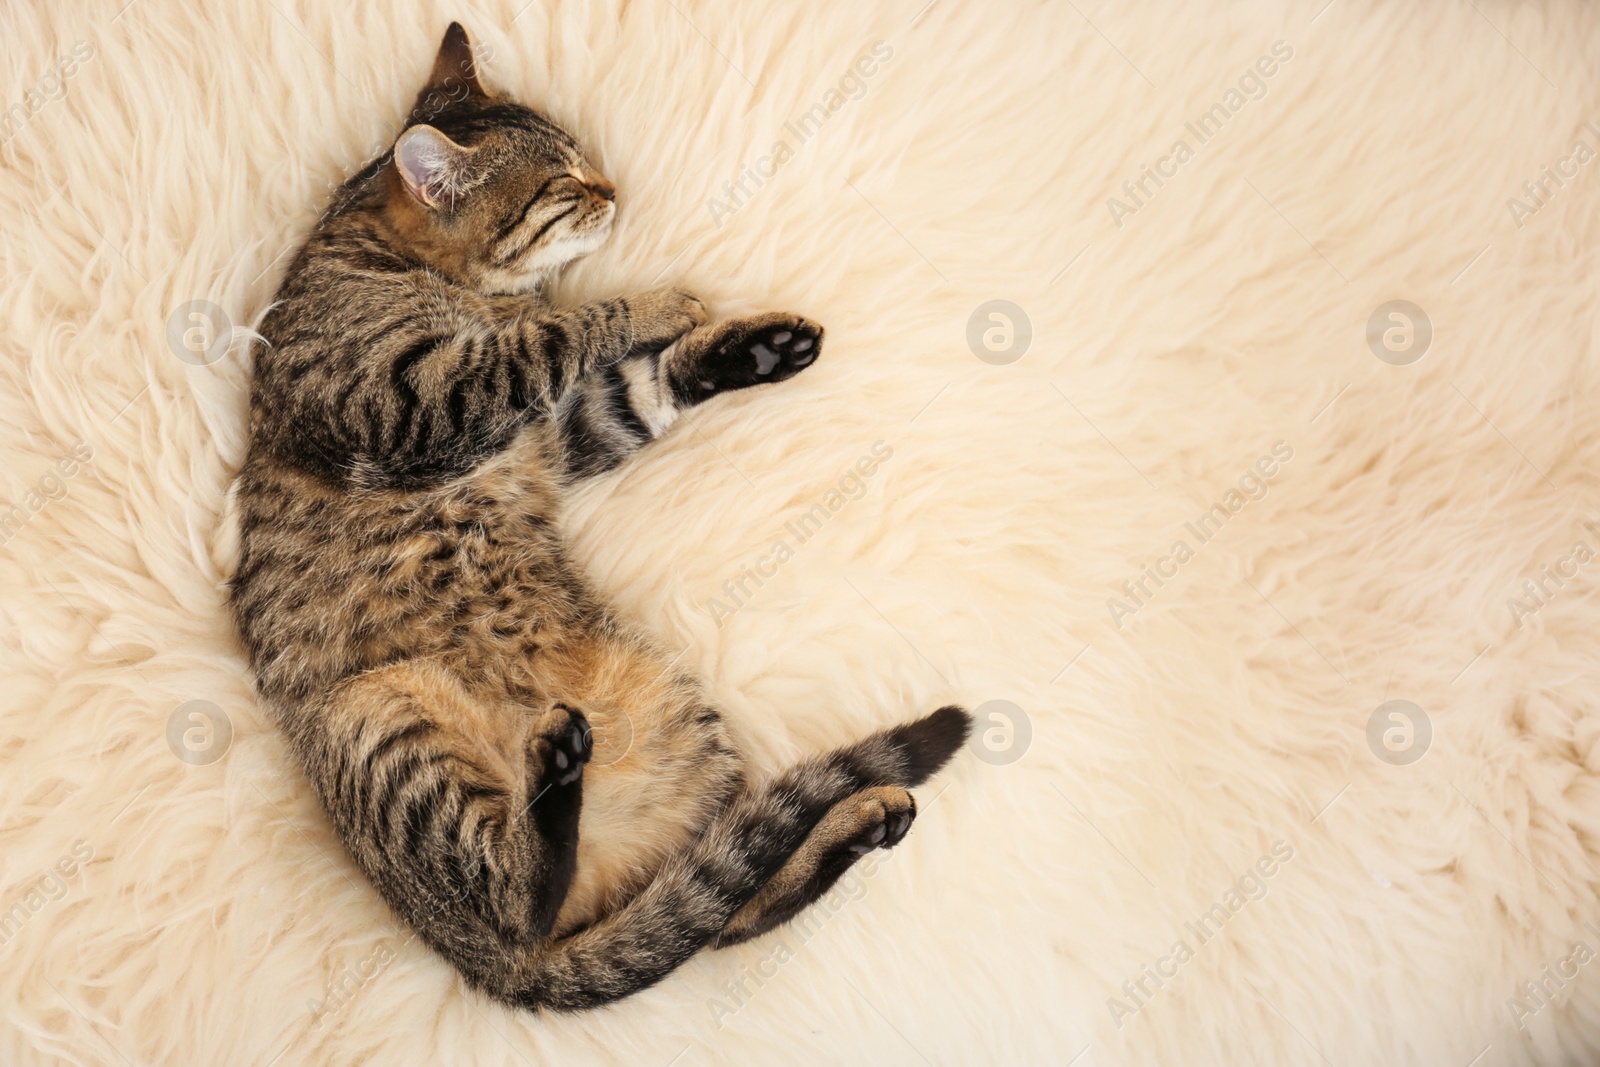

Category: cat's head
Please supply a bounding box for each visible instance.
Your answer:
[380,23,616,294]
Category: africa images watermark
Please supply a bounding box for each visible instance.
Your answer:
[1366,699,1431,766]
[308,935,402,1030]
[703,441,893,626]
[1107,441,1294,628]
[1506,919,1600,1032]
[1106,40,1294,229]
[0,440,96,549]
[1506,520,1599,627]
[705,848,895,1027]
[1106,839,1296,1030]
[1506,120,1600,229]
[0,39,95,145]
[707,40,895,227]
[0,840,94,949]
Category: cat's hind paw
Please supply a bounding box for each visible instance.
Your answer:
[845,787,917,853]
[531,703,592,788]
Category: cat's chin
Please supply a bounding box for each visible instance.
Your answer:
[556,218,614,261]
[489,225,613,294]
[479,269,548,296]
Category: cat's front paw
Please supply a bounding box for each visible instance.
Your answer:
[677,312,823,402]
[628,287,709,350]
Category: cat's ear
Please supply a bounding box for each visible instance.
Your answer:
[395,125,472,209]
[421,22,487,103]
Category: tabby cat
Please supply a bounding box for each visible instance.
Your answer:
[228,23,970,1011]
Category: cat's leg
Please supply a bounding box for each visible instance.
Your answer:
[313,661,967,1010]
[550,348,691,480]
[493,286,709,408]
[711,784,917,948]
[518,703,594,934]
[497,704,969,1010]
[325,288,706,487]
[553,312,823,480]
[305,662,592,945]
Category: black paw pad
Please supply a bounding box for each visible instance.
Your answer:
[691,317,823,399]
[745,323,819,378]
[549,705,592,786]
[883,805,914,848]
[847,797,916,853]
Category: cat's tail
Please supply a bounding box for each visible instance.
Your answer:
[501,704,971,1012]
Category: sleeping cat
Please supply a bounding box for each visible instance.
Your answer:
[228,22,970,1011]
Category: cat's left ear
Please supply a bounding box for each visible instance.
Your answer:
[419,22,487,105]
[395,125,474,208]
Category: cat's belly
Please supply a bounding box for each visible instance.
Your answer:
[555,754,711,933]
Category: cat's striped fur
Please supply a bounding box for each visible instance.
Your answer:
[229,23,971,1011]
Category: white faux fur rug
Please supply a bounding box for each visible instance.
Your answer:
[4,0,1600,1063]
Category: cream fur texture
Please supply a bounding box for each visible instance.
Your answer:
[3,0,1600,1063]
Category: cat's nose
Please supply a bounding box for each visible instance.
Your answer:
[589,175,616,202]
